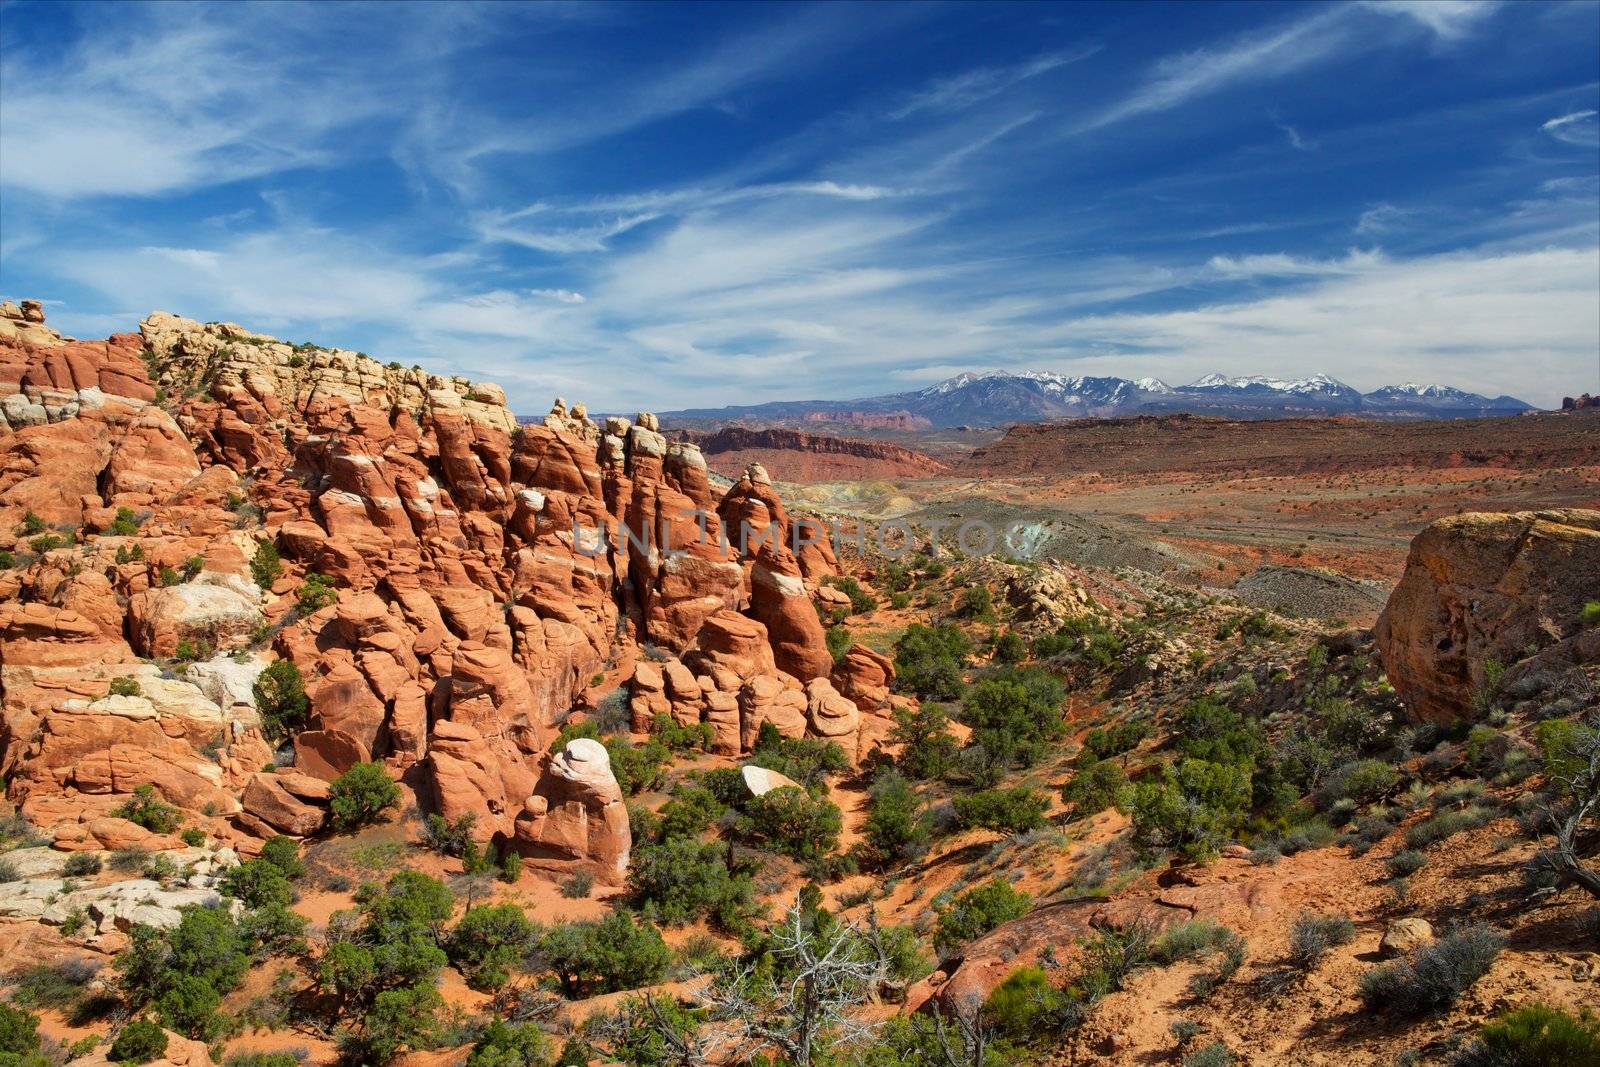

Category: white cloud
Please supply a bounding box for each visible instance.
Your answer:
[474,212,662,253]
[529,288,587,304]
[889,47,1101,120]
[1356,202,1414,235]
[1359,1,1500,40]
[1542,109,1600,147]
[1206,249,1384,279]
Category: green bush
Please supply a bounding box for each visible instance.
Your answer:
[30,534,63,554]
[825,575,877,615]
[218,858,295,909]
[749,733,850,789]
[421,812,478,857]
[735,785,842,861]
[1182,1042,1234,1067]
[955,586,994,619]
[64,852,102,877]
[0,1003,42,1061]
[893,624,972,700]
[887,703,959,780]
[1583,601,1600,627]
[328,763,401,831]
[258,835,305,880]
[110,507,142,536]
[16,510,47,536]
[560,871,593,899]
[541,912,670,997]
[1152,919,1232,965]
[1404,806,1493,850]
[1286,912,1355,971]
[982,966,1063,1039]
[156,973,224,1038]
[961,666,1066,771]
[467,1019,551,1067]
[449,903,538,991]
[159,565,181,587]
[108,1020,168,1065]
[249,541,283,590]
[1358,926,1503,1015]
[992,630,1026,664]
[953,786,1049,835]
[1080,721,1148,761]
[1386,850,1428,878]
[1124,759,1251,861]
[112,785,181,834]
[825,624,853,662]
[109,676,143,698]
[295,571,337,614]
[1454,1003,1600,1067]
[1062,758,1128,819]
[653,784,727,843]
[1321,759,1399,807]
[862,770,928,866]
[627,838,757,930]
[934,879,1031,955]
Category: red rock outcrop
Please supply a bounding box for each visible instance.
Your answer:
[1375,509,1600,722]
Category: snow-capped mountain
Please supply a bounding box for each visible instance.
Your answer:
[658,370,1536,428]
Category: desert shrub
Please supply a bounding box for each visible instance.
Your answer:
[650,713,713,753]
[109,676,142,698]
[0,550,14,569]
[982,965,1064,1039]
[1182,1042,1234,1067]
[249,541,283,590]
[16,510,47,535]
[1124,759,1251,861]
[180,827,206,848]
[654,784,727,843]
[1062,758,1128,819]
[934,880,1031,955]
[748,733,849,789]
[180,555,206,581]
[8,959,100,1009]
[627,838,757,931]
[159,565,181,587]
[421,812,478,857]
[1287,912,1356,971]
[1583,601,1600,627]
[0,1002,42,1064]
[541,912,670,997]
[953,786,1049,835]
[560,872,593,899]
[112,785,181,833]
[992,630,1027,664]
[887,703,960,780]
[1175,697,1266,768]
[1386,850,1429,878]
[449,904,539,991]
[1153,918,1231,965]
[825,625,853,662]
[1452,1003,1600,1067]
[955,586,994,619]
[30,534,63,554]
[1320,759,1399,807]
[328,763,401,831]
[108,1020,168,1065]
[295,572,337,614]
[63,852,102,877]
[735,785,841,861]
[0,857,19,883]
[960,666,1066,770]
[1358,926,1503,1016]
[862,770,928,866]
[258,836,304,880]
[467,1019,551,1067]
[893,624,973,700]
[1080,721,1148,762]
[1404,806,1493,850]
[825,575,877,615]
[219,858,295,909]
[252,660,308,740]
[351,982,442,1064]
[1185,930,1246,999]
[223,1055,299,1067]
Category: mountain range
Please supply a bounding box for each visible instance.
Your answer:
[657,371,1537,429]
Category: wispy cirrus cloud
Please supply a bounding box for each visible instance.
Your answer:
[1359,0,1501,41]
[888,46,1101,120]
[1542,109,1600,147]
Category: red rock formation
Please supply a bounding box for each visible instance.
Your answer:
[1375,509,1600,722]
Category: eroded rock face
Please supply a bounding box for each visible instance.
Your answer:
[516,736,632,882]
[1375,509,1600,721]
[1,304,871,886]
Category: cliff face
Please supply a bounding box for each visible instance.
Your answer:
[0,303,897,883]
[682,425,949,480]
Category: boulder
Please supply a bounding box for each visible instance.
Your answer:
[1375,509,1600,721]
[516,736,632,882]
[1380,917,1435,957]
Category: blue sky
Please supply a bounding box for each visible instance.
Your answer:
[1,0,1596,412]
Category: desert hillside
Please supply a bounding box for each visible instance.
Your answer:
[2,299,1597,1067]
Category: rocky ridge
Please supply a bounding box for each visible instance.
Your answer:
[1,302,901,886]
